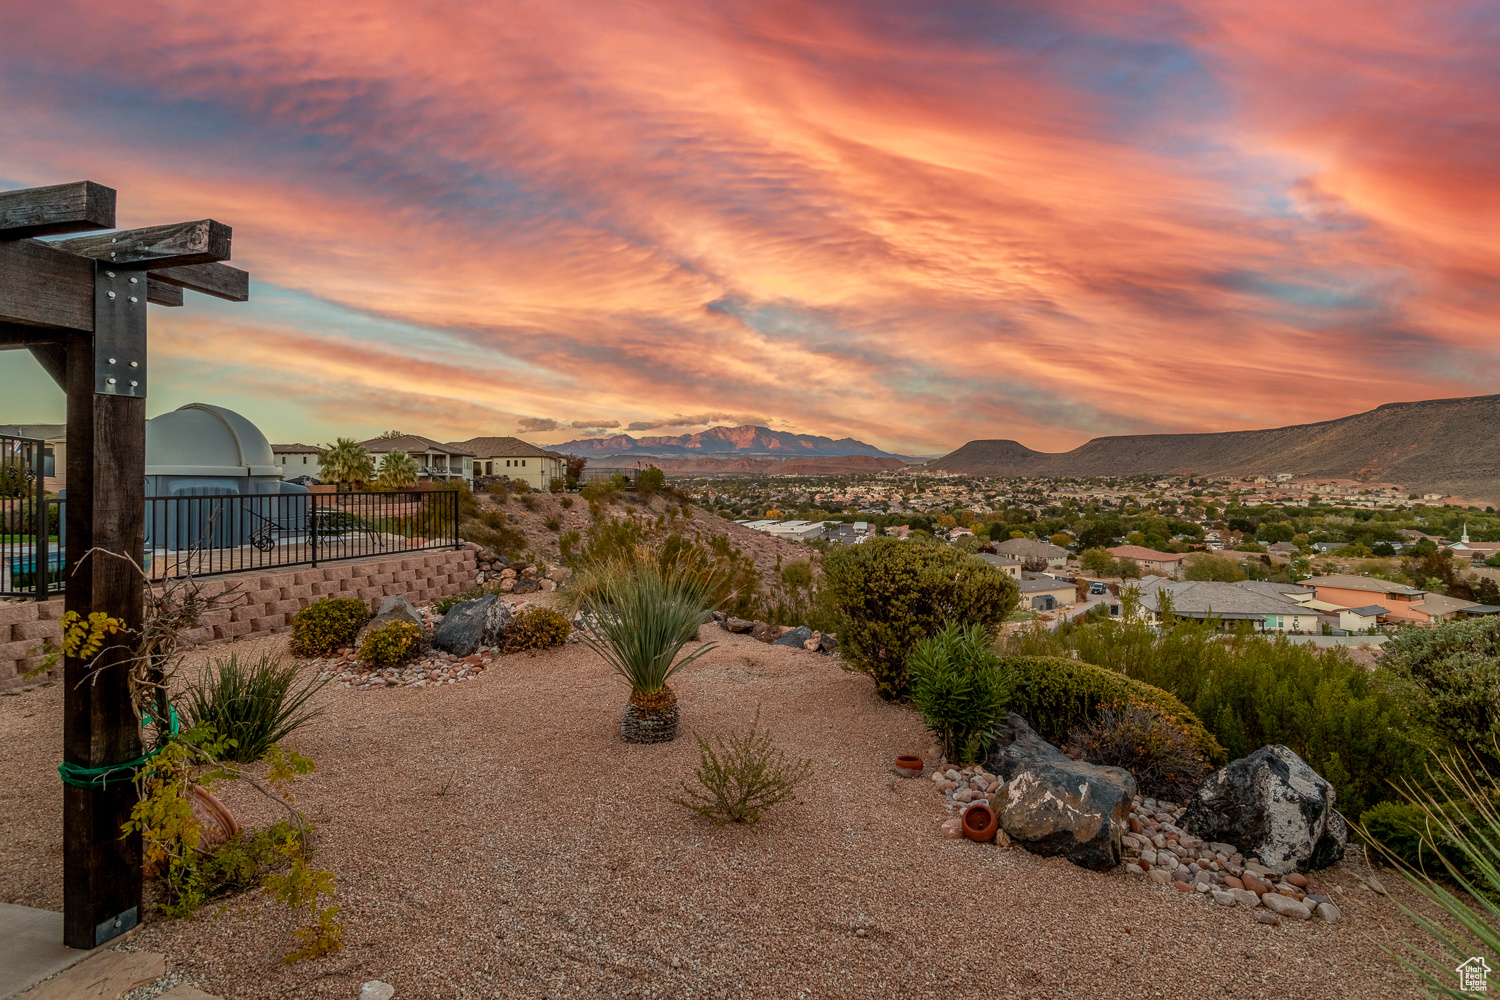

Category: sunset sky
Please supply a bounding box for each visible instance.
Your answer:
[1,0,1496,455]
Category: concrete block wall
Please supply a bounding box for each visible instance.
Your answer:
[0,546,477,692]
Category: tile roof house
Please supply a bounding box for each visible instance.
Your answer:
[1107,544,1189,577]
[973,552,1024,579]
[450,436,566,492]
[1130,578,1321,632]
[271,443,321,478]
[362,434,474,483]
[1305,573,1486,625]
[990,538,1070,567]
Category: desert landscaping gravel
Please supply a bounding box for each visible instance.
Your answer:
[1,628,1431,999]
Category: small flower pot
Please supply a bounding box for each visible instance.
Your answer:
[961,801,998,843]
[893,754,923,777]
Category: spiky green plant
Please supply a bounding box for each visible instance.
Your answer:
[182,654,327,764]
[908,622,1013,765]
[580,562,716,697]
[1367,745,1500,998]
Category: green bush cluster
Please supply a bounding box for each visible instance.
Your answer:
[1380,616,1500,755]
[357,620,423,667]
[820,537,1018,700]
[1004,616,1422,817]
[1001,654,1225,764]
[504,607,573,652]
[909,623,1012,766]
[182,654,326,764]
[290,599,371,656]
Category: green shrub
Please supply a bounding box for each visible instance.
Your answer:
[1380,617,1500,755]
[358,620,423,667]
[1003,616,1422,816]
[511,479,532,495]
[182,654,327,764]
[545,516,561,532]
[1001,655,1224,764]
[909,623,1012,765]
[637,465,666,497]
[1066,704,1211,801]
[673,706,812,826]
[290,598,371,656]
[579,563,716,697]
[561,497,574,510]
[568,512,759,616]
[1360,800,1438,873]
[549,478,565,493]
[820,536,1018,700]
[504,607,572,652]
[520,493,537,510]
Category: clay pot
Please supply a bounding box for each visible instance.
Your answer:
[961,801,998,843]
[893,755,924,777]
[191,785,241,852]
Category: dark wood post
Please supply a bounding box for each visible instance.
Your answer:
[61,264,148,949]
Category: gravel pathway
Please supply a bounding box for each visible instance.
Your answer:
[0,631,1426,999]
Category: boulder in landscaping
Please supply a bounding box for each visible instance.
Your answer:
[1180,745,1347,875]
[987,716,1136,871]
[432,595,513,656]
[772,626,813,648]
[818,632,839,653]
[377,594,423,627]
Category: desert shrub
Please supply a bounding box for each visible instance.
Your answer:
[1360,800,1442,874]
[580,563,716,697]
[511,479,532,495]
[909,623,1012,765]
[549,478,565,493]
[820,536,1018,700]
[520,493,537,510]
[561,496,574,510]
[1003,616,1421,817]
[504,607,572,652]
[465,506,526,558]
[1066,703,1211,801]
[290,598,371,656]
[182,654,327,764]
[637,465,666,497]
[357,620,423,667]
[568,510,759,615]
[487,481,509,500]
[673,706,812,825]
[545,516,561,531]
[1380,617,1500,756]
[1001,655,1224,764]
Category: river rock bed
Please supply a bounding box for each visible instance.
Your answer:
[1121,796,1343,925]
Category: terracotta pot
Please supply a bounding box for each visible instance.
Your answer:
[961,801,998,843]
[894,755,924,775]
[191,785,241,852]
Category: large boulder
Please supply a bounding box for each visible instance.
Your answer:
[432,596,512,656]
[772,626,813,648]
[987,715,1136,871]
[1180,745,1347,875]
[353,595,426,648]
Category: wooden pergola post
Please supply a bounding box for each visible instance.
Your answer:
[0,181,249,948]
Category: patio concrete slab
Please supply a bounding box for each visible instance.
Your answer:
[0,903,93,1000]
[14,950,164,1000]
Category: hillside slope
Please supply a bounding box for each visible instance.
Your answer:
[930,394,1500,500]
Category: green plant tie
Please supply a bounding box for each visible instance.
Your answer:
[56,703,179,789]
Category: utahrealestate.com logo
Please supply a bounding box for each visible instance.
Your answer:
[1458,956,1492,993]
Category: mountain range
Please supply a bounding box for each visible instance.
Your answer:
[929,394,1500,502]
[547,425,906,460]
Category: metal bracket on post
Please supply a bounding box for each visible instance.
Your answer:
[93,263,147,397]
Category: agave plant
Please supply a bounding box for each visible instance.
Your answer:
[1365,745,1500,998]
[580,562,717,743]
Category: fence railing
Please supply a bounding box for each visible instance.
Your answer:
[0,433,51,600]
[0,488,460,599]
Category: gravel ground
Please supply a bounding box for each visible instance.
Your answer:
[1,630,1428,999]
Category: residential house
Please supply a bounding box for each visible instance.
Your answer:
[0,423,66,483]
[1338,605,1386,631]
[272,443,321,479]
[1018,576,1076,612]
[990,537,1070,568]
[1305,574,1464,626]
[363,435,473,483]
[450,436,565,491]
[974,552,1024,580]
[1107,544,1189,577]
[1130,578,1321,632]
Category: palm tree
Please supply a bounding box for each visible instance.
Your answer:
[377,450,419,490]
[318,438,374,492]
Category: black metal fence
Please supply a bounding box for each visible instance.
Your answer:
[0,433,54,599]
[0,486,460,599]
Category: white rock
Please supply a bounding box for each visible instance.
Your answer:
[1125,863,1145,875]
[1260,893,1312,920]
[1231,888,1261,907]
[1316,901,1342,924]
[1211,890,1237,907]
[361,983,396,1000]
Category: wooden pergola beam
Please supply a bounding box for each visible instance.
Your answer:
[145,278,183,307]
[0,238,96,331]
[53,220,232,269]
[0,181,116,240]
[150,262,249,302]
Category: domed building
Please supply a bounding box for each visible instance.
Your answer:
[144,403,308,550]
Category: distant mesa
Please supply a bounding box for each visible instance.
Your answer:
[927,394,1500,502]
[547,425,908,461]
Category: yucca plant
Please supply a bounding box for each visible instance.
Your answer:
[580,562,717,743]
[182,654,327,764]
[1366,744,1500,998]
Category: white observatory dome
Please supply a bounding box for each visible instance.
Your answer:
[145,403,279,478]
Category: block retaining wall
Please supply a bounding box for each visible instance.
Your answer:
[0,546,478,692]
